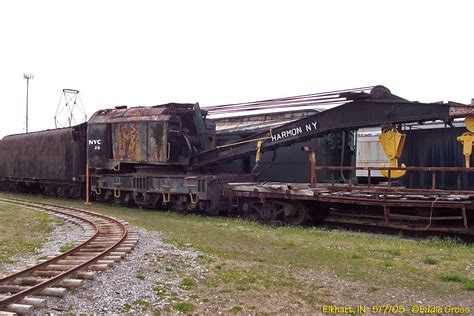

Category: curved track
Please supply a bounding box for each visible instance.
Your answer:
[0,197,139,315]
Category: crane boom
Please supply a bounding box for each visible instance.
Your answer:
[191,86,474,169]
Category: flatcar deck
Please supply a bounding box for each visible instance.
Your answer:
[231,182,474,232]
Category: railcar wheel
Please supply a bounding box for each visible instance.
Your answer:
[282,201,309,225]
[240,199,263,221]
[171,195,189,212]
[308,202,330,223]
[57,187,67,199]
[71,186,83,199]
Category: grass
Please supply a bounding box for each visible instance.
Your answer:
[1,192,473,312]
[439,273,464,282]
[207,267,294,291]
[0,201,54,264]
[422,257,438,265]
[180,278,195,289]
[59,242,75,253]
[438,273,474,291]
[229,305,243,312]
[463,280,474,290]
[174,302,195,313]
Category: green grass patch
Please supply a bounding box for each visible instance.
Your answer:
[59,242,74,253]
[229,305,243,312]
[0,202,54,264]
[438,273,474,291]
[134,299,150,310]
[439,273,464,283]
[462,280,474,290]
[387,248,401,256]
[180,278,195,289]
[174,302,195,313]
[422,257,438,265]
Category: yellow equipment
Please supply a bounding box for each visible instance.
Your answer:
[379,128,407,179]
[457,116,474,168]
[256,140,263,163]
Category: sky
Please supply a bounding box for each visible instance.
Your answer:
[0,0,473,137]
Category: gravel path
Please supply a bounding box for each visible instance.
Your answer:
[37,227,209,314]
[0,212,83,278]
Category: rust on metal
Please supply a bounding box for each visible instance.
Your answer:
[113,122,147,162]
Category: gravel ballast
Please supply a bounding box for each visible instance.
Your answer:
[37,227,208,314]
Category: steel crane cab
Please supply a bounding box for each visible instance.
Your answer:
[87,103,214,172]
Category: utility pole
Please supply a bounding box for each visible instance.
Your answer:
[23,73,34,133]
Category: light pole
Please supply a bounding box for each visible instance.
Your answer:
[23,73,34,133]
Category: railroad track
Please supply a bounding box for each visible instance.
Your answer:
[0,197,139,315]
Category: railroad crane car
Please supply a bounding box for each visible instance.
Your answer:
[1,85,473,230]
[87,103,251,214]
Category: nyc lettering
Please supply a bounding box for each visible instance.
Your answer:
[89,139,102,150]
[271,121,318,142]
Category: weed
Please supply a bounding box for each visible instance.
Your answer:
[122,304,131,312]
[180,278,195,289]
[134,299,150,310]
[174,302,195,313]
[59,243,74,253]
[420,237,465,248]
[53,218,65,226]
[387,248,401,256]
[422,257,438,265]
[368,286,379,293]
[351,254,363,260]
[136,274,145,281]
[462,280,474,290]
[439,273,464,283]
[230,305,243,312]
[383,260,393,268]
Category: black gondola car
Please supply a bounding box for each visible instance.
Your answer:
[0,123,87,197]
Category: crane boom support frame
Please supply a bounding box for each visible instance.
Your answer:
[191,98,473,169]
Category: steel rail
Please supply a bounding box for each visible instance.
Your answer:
[0,197,128,308]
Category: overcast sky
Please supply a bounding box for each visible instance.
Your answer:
[0,0,472,137]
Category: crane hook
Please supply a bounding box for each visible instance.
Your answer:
[379,127,407,179]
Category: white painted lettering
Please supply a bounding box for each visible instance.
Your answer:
[270,126,304,142]
[88,139,102,145]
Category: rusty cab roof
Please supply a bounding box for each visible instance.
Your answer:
[88,103,205,124]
